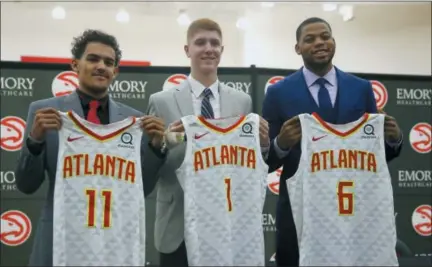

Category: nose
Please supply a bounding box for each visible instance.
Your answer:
[96,59,107,69]
[203,41,213,53]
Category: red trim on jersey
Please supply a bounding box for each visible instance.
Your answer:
[312,112,369,137]
[67,111,136,141]
[198,115,246,133]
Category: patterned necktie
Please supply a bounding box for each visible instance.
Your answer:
[316,78,333,121]
[201,88,214,119]
[87,100,101,124]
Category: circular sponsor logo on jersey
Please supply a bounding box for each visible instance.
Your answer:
[121,132,133,144]
[52,71,79,97]
[1,210,32,246]
[370,80,388,110]
[412,205,431,236]
[264,76,284,94]
[267,167,282,195]
[363,124,375,135]
[163,74,187,91]
[1,116,26,152]
[409,122,431,154]
[241,123,253,134]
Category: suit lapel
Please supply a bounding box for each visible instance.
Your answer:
[335,68,350,123]
[108,98,124,123]
[60,91,84,117]
[174,80,195,116]
[219,84,233,118]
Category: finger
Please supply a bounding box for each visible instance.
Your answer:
[143,122,165,131]
[141,118,164,129]
[36,108,60,115]
[146,130,165,136]
[170,125,185,133]
[261,121,269,132]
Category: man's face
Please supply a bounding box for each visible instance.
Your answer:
[72,42,117,95]
[184,30,223,74]
[295,22,335,68]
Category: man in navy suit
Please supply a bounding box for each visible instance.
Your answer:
[262,17,403,267]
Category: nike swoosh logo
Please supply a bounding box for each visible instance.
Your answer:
[194,132,209,140]
[67,136,84,142]
[312,135,327,141]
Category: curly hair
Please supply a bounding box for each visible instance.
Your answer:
[71,29,122,65]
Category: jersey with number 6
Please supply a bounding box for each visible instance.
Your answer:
[53,111,146,266]
[287,113,398,266]
[176,113,268,266]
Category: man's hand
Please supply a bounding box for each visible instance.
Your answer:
[169,120,184,133]
[30,108,62,141]
[276,116,301,150]
[378,109,402,142]
[259,116,269,147]
[141,116,165,149]
[384,114,402,142]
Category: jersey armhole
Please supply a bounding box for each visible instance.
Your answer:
[175,116,194,173]
[250,113,269,172]
[287,114,310,183]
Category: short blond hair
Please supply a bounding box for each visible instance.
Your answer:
[187,18,222,42]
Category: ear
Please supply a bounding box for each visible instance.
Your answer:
[113,66,119,79]
[184,45,190,58]
[295,43,301,55]
[220,45,224,54]
[71,59,79,72]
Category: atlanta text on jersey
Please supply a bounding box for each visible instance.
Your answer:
[63,153,136,183]
[194,145,257,172]
[311,149,377,173]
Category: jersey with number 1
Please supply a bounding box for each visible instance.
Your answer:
[176,113,268,266]
[287,112,398,266]
[53,111,146,266]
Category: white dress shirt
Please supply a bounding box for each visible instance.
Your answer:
[188,75,220,118]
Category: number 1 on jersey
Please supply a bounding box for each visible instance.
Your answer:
[337,181,354,216]
[86,189,113,228]
[224,178,233,212]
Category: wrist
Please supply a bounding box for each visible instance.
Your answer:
[276,135,289,150]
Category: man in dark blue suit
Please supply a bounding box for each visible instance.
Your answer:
[262,17,403,267]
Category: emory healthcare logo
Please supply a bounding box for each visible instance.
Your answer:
[412,205,431,236]
[370,80,388,110]
[1,210,32,246]
[0,116,26,151]
[264,76,284,94]
[52,71,79,97]
[267,167,282,195]
[163,74,187,91]
[409,122,431,154]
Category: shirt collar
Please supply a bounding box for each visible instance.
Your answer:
[188,75,219,98]
[302,66,337,87]
[76,89,109,110]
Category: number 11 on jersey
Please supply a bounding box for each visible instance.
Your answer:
[224,178,233,212]
[337,181,354,216]
[86,189,113,228]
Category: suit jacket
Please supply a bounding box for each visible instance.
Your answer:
[147,79,252,253]
[15,91,164,266]
[262,67,403,264]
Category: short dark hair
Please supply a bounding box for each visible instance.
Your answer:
[71,29,122,65]
[296,17,332,42]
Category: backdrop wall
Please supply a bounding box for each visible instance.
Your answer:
[1,2,431,75]
[1,61,431,266]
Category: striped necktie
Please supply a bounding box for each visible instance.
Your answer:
[201,88,214,119]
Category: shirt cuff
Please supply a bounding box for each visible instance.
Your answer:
[26,136,45,156]
[147,142,167,159]
[273,137,291,159]
[386,132,403,148]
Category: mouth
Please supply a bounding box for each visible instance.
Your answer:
[201,57,216,61]
[313,49,329,56]
[92,74,108,80]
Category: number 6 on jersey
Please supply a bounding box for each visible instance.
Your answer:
[337,181,354,215]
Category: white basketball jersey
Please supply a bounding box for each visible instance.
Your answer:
[176,113,268,266]
[287,113,398,266]
[53,111,146,266]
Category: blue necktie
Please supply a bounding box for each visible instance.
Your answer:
[201,88,214,119]
[316,78,333,121]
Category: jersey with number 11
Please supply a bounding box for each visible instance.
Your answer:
[287,112,398,266]
[53,111,146,266]
[176,113,268,266]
